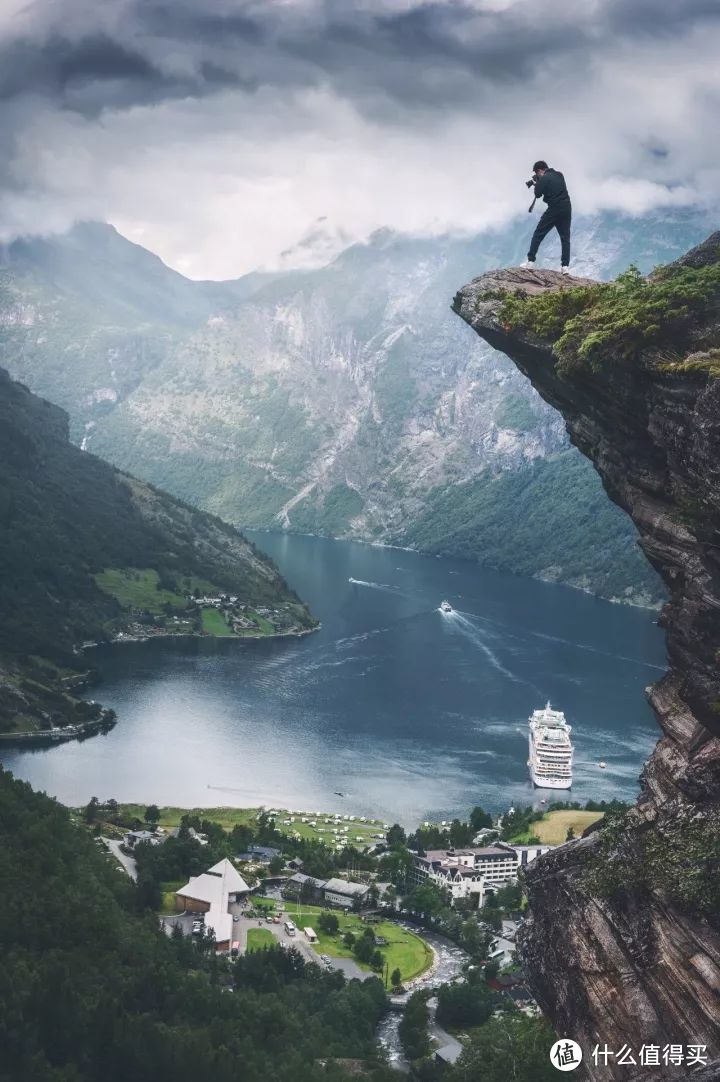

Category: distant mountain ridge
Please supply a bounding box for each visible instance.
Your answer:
[1,212,712,603]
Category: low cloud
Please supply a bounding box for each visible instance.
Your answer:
[0,0,718,276]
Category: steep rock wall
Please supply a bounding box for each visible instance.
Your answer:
[453,237,720,1080]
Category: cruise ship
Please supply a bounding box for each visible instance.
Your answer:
[527,702,573,789]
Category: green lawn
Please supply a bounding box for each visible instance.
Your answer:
[287,904,433,987]
[95,568,188,613]
[112,804,385,848]
[247,928,275,952]
[247,610,275,634]
[247,897,276,915]
[509,809,604,844]
[159,880,184,914]
[201,607,235,636]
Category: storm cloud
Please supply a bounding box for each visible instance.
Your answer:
[1,0,719,276]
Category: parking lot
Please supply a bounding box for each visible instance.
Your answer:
[161,902,369,978]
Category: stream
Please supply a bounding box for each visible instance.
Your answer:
[376,927,469,1070]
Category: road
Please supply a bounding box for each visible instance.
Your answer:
[103,838,138,881]
[428,996,463,1065]
[162,902,371,980]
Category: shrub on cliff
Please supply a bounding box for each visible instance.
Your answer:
[583,808,720,923]
[500,261,720,376]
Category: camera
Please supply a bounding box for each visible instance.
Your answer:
[525,176,536,189]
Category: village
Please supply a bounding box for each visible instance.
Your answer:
[110,589,314,643]
[85,796,589,1066]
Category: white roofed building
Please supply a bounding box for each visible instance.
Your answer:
[175,858,250,950]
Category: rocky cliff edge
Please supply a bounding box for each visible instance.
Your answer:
[453,238,720,1080]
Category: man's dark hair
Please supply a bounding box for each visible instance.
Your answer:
[533,160,548,172]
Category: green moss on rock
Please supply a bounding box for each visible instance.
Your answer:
[500,261,720,376]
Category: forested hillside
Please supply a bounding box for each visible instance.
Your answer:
[0,368,314,735]
[0,768,393,1082]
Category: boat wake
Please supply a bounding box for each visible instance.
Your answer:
[348,577,400,591]
[444,610,525,683]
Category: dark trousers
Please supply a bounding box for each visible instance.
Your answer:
[528,207,571,265]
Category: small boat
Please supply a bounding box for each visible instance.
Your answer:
[440,600,453,613]
[599,761,607,770]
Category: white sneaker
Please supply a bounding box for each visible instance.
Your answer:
[520,260,533,269]
[561,265,570,275]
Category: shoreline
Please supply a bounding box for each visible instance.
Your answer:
[2,624,320,752]
[0,708,117,748]
[247,527,663,612]
[102,623,320,647]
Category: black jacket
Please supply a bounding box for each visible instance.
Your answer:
[533,168,571,211]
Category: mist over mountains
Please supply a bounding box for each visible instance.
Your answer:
[1,209,710,604]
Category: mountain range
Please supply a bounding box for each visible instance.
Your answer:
[1,211,712,604]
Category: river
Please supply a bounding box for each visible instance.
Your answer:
[3,533,666,825]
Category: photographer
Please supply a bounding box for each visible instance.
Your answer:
[520,160,572,274]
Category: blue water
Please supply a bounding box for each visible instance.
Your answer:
[3,533,666,825]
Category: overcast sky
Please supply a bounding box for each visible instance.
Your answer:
[1,0,719,278]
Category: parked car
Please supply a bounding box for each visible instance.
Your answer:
[232,915,239,923]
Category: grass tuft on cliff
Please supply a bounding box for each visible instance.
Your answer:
[583,808,720,923]
[500,261,720,376]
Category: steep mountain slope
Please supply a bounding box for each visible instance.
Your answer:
[453,237,720,1078]
[0,367,314,738]
[2,214,711,602]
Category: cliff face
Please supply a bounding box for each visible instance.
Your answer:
[453,237,720,1080]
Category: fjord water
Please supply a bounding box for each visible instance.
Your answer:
[5,534,666,825]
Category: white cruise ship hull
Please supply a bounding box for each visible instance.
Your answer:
[529,767,572,790]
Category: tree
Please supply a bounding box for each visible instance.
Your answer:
[484,960,500,982]
[382,884,398,909]
[83,796,100,823]
[318,911,339,936]
[480,905,502,931]
[470,806,493,831]
[402,882,450,923]
[354,928,376,964]
[351,892,364,913]
[436,979,495,1028]
[399,991,431,1061]
[391,967,402,990]
[566,826,576,841]
[367,882,379,908]
[449,818,473,848]
[459,919,491,961]
[343,930,356,950]
[144,804,160,828]
[378,847,414,891]
[370,949,384,972]
[452,1014,558,1082]
[386,823,406,848]
[268,855,285,875]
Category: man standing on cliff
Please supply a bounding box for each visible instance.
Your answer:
[520,161,572,274]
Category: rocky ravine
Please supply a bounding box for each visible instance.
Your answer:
[453,238,720,1080]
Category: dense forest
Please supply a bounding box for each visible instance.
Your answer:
[0,367,314,734]
[400,451,662,606]
[0,367,311,663]
[0,768,394,1082]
